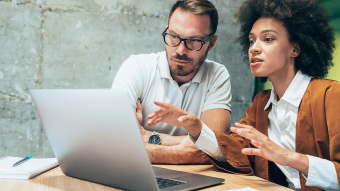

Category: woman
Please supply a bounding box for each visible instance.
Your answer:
[146,0,339,190]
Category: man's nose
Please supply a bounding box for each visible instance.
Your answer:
[176,40,189,55]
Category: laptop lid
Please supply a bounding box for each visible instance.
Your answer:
[30,89,224,191]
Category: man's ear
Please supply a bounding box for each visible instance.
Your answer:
[208,35,218,51]
[292,43,300,57]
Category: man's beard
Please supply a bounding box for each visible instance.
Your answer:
[167,49,208,77]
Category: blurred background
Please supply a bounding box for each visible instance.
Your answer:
[0,0,252,157]
[0,0,339,158]
[324,0,340,81]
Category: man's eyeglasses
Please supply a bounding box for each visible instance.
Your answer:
[162,27,215,51]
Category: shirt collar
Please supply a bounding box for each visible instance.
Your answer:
[264,70,311,110]
[158,51,205,84]
[159,51,172,79]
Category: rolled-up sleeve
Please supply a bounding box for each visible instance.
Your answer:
[189,122,227,162]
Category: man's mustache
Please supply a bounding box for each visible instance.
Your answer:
[171,53,193,62]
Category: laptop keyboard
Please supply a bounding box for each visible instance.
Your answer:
[156,177,186,189]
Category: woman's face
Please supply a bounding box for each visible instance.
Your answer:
[248,17,299,80]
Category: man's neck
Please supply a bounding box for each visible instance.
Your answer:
[171,70,197,86]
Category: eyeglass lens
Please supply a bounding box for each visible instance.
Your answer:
[164,34,203,51]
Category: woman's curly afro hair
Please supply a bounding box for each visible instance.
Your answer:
[235,0,335,78]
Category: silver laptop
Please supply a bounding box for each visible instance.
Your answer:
[30,89,224,191]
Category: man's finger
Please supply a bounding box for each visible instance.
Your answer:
[154,101,173,110]
[146,120,155,127]
[154,101,185,114]
[148,108,168,119]
[137,99,141,109]
[146,117,162,127]
[136,99,142,113]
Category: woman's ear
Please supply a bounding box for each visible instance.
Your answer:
[292,43,300,57]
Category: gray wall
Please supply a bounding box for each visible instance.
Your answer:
[0,0,254,157]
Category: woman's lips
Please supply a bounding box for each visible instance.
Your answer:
[250,57,263,67]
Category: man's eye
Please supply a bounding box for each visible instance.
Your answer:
[170,35,178,39]
[188,39,200,43]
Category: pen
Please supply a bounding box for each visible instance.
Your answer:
[12,155,32,167]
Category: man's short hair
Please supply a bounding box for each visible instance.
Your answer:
[168,0,219,35]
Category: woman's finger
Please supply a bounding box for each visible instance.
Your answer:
[234,122,253,129]
[231,127,258,141]
[241,148,262,156]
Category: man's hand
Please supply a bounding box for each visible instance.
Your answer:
[230,123,309,175]
[146,136,210,164]
[175,136,210,164]
[136,99,151,142]
[146,101,202,139]
[136,99,143,127]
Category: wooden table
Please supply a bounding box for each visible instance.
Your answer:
[0,165,292,190]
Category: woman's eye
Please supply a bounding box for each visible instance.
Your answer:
[265,38,274,42]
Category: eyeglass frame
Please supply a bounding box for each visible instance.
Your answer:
[162,27,215,51]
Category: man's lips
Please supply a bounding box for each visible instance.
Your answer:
[173,59,191,64]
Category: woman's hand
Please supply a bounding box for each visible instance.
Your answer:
[231,123,309,174]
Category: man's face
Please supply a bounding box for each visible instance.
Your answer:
[165,8,215,79]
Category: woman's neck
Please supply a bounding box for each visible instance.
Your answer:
[269,68,297,100]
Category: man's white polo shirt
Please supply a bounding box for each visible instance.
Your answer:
[112,51,231,136]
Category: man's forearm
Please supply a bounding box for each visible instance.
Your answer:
[159,134,186,146]
[146,143,209,164]
[142,130,186,146]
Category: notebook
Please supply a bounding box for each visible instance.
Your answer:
[30,89,224,191]
[0,156,58,179]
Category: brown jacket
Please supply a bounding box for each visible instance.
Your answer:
[209,78,340,191]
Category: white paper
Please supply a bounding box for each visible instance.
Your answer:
[0,156,58,179]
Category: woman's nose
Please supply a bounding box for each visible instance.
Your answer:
[249,41,261,54]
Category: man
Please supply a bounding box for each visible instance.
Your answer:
[112,0,231,164]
